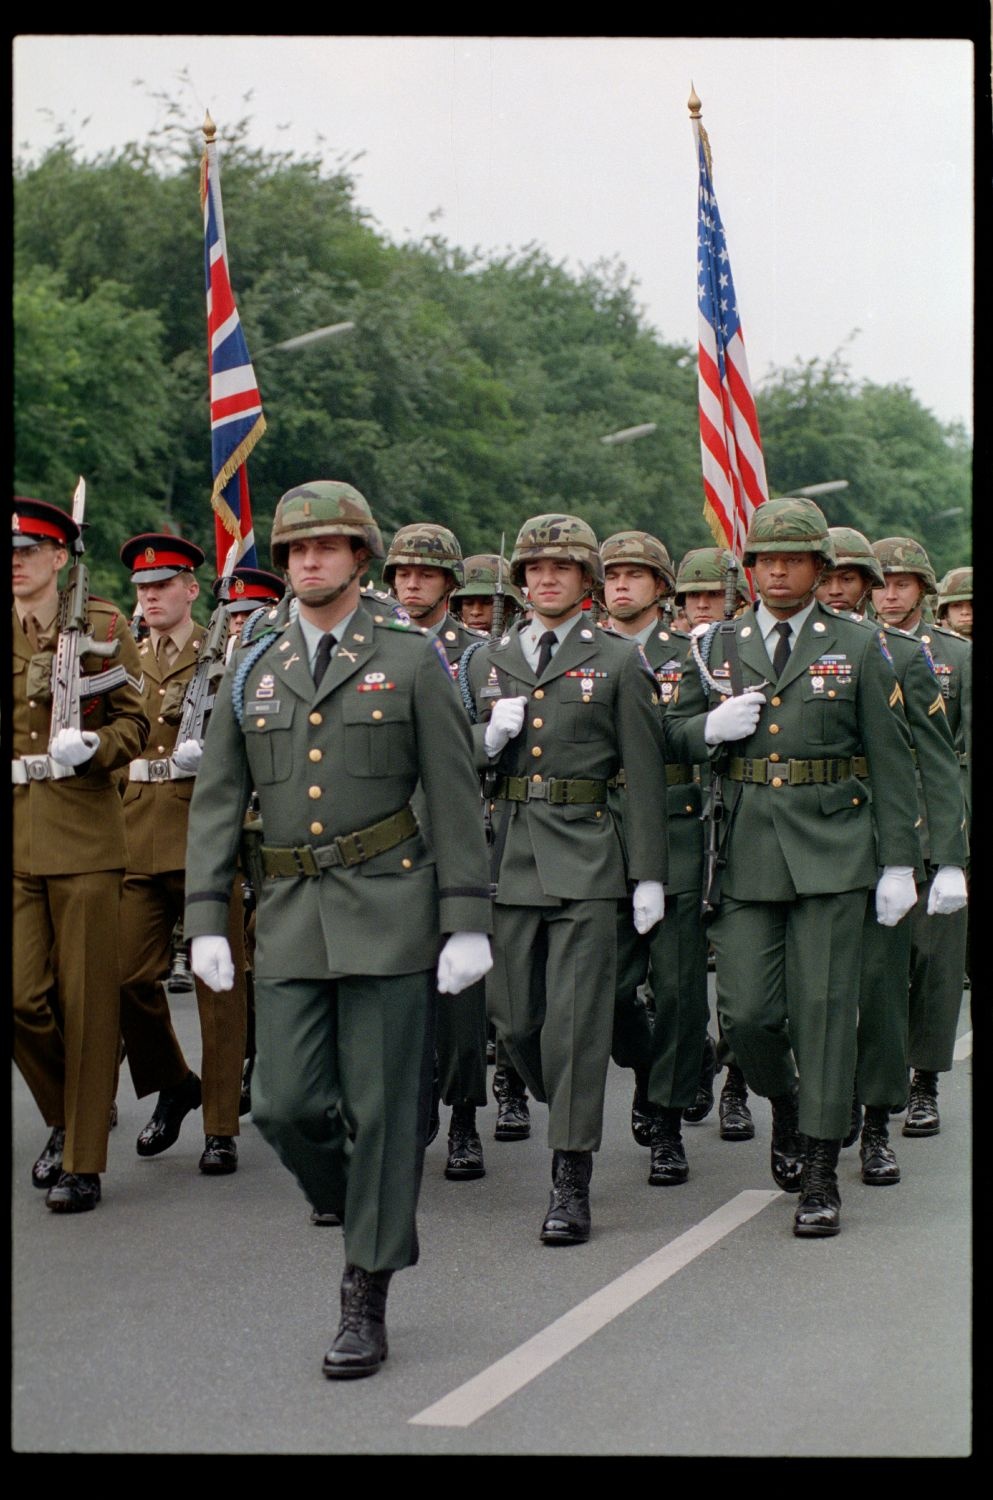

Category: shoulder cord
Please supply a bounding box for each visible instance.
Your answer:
[457,638,490,723]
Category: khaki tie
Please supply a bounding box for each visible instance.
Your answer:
[23,614,42,654]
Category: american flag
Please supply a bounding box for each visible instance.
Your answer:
[201,117,265,573]
[693,110,769,557]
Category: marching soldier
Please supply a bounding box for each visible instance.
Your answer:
[667,499,921,1237]
[464,514,668,1244]
[935,566,972,639]
[383,523,491,1181]
[185,481,492,1378]
[600,531,711,1186]
[817,528,968,1183]
[13,496,149,1212]
[117,534,248,1175]
[871,538,971,1138]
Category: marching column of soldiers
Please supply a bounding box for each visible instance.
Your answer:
[12,484,970,1378]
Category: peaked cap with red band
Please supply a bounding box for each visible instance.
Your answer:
[12,497,81,550]
[120,533,205,584]
[212,566,286,612]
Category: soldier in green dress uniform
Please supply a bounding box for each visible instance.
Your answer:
[935,566,972,640]
[186,482,493,1378]
[667,498,921,1237]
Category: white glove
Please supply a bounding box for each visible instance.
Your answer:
[436,932,493,994]
[49,727,99,767]
[632,880,665,934]
[875,867,917,927]
[927,865,968,916]
[483,695,529,757]
[190,935,236,993]
[704,690,766,745]
[171,738,204,773]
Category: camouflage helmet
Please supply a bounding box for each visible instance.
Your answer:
[510,514,604,589]
[599,531,676,595]
[826,527,885,588]
[936,565,973,612]
[451,554,528,612]
[382,523,464,589]
[870,536,938,595]
[675,546,751,603]
[742,497,835,568]
[270,480,384,568]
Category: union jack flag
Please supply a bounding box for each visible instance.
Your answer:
[201,118,265,573]
[693,111,769,557]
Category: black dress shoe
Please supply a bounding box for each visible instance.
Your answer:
[841,1087,862,1149]
[322,1266,391,1379]
[136,1071,202,1157]
[310,1209,343,1227]
[718,1065,755,1141]
[46,1171,101,1213]
[902,1069,940,1137]
[32,1126,66,1189]
[860,1107,901,1184]
[648,1109,689,1185]
[793,1139,841,1237]
[198,1135,238,1175]
[682,1034,718,1124]
[540,1150,592,1245]
[492,1065,530,1140]
[630,1083,661,1147]
[445,1104,485,1179]
[770,1084,804,1193]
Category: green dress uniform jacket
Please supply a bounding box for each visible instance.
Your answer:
[13,598,149,1175]
[666,599,921,1141]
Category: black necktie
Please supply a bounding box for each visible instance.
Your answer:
[772,621,792,678]
[313,632,336,685]
[535,630,557,678]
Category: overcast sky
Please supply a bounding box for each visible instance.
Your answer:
[13,34,977,433]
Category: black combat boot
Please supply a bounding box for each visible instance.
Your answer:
[322,1265,392,1378]
[860,1105,901,1185]
[793,1138,842,1237]
[902,1069,940,1137]
[540,1150,593,1245]
[492,1065,530,1140]
[445,1103,485,1179]
[31,1126,66,1189]
[841,1086,862,1149]
[648,1108,689,1185]
[769,1083,805,1192]
[682,1034,718,1124]
[718,1064,755,1141]
[136,1070,202,1157]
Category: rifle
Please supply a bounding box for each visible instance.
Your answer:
[478,536,509,846]
[490,534,507,641]
[47,477,125,758]
[699,555,746,919]
[174,598,231,753]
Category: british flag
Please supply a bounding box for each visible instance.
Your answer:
[693,111,769,557]
[201,118,264,573]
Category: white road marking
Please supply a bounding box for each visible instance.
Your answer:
[953,1030,972,1062]
[409,1188,782,1428]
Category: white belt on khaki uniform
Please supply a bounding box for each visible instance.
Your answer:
[11,755,76,783]
[128,757,195,783]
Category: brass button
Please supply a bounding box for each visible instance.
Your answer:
[769,723,780,734]
[769,752,780,763]
[372,709,383,720]
[771,776,783,787]
[309,711,322,725]
[310,821,323,836]
[158,687,166,696]
[401,858,413,870]
[308,786,322,799]
[533,717,543,728]
[532,773,542,782]
[533,689,544,700]
[531,746,542,758]
[157,745,165,754]
[309,749,322,762]
[29,730,38,741]
[828,689,836,698]
[28,700,37,709]
[770,696,781,707]
[582,694,591,703]
[256,718,266,729]
[685,803,693,813]
[851,797,860,805]
[595,810,602,818]
[157,716,165,724]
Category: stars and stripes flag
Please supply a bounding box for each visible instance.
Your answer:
[692,105,769,557]
[200,115,265,573]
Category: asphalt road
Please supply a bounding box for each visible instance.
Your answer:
[11,983,972,1457]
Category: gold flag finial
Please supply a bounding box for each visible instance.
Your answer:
[202,111,217,145]
[688,83,702,119]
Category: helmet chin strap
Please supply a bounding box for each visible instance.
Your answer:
[295,560,364,609]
